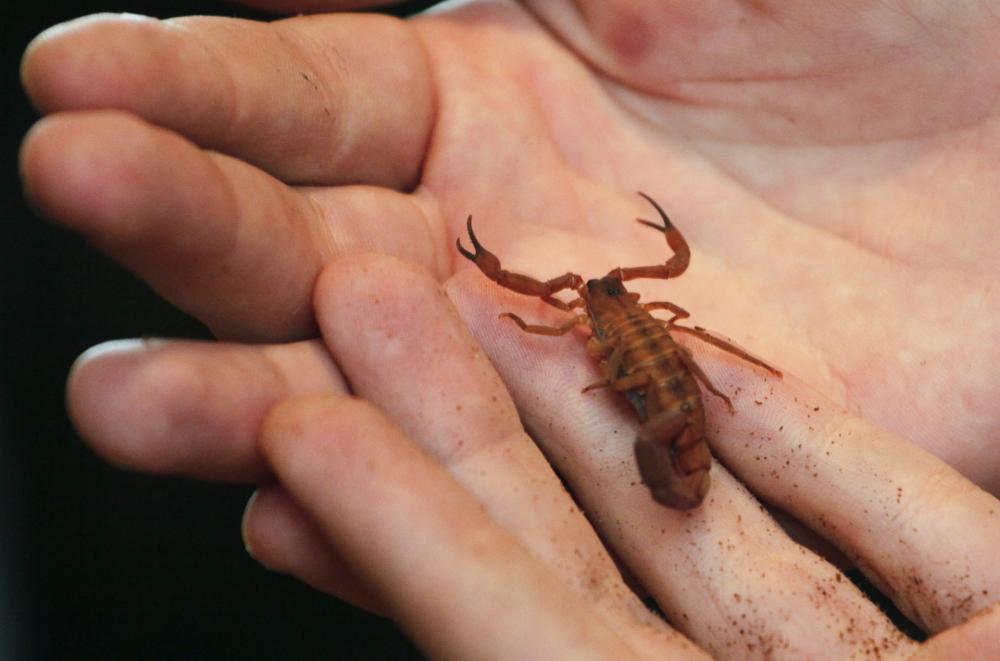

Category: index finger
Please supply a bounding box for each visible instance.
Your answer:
[22,12,433,188]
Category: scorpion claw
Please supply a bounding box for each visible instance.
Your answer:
[465,215,483,251]
[457,216,503,277]
[455,237,474,261]
[456,216,477,262]
[636,192,675,233]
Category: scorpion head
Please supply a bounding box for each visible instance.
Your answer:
[585,276,635,324]
[586,277,625,299]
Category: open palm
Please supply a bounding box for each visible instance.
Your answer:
[22,1,1000,659]
[416,0,1000,492]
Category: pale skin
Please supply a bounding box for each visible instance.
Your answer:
[19,0,1000,659]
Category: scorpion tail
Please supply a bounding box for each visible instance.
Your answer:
[634,410,711,510]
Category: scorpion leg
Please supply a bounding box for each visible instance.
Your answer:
[643,300,690,324]
[669,323,783,377]
[581,368,650,394]
[581,339,668,394]
[634,376,712,509]
[581,336,624,392]
[676,346,737,414]
[607,192,691,282]
[457,217,585,311]
[501,312,589,336]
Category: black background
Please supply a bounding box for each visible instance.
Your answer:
[1,1,438,658]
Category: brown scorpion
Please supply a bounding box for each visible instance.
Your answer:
[457,193,781,509]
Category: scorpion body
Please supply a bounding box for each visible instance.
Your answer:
[584,276,716,508]
[457,193,780,509]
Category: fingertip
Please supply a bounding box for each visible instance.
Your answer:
[68,337,160,384]
[68,338,275,481]
[19,114,84,223]
[242,484,385,614]
[241,487,267,565]
[19,110,177,240]
[21,13,161,114]
[66,338,173,471]
[241,483,313,572]
[24,13,157,53]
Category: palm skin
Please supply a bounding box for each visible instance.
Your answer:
[411,0,1000,492]
[20,1,1000,659]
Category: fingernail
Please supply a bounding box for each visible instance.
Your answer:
[241,488,268,567]
[72,337,163,365]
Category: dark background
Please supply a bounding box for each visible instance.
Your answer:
[1,1,438,659]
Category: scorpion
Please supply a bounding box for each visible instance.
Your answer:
[457,193,781,509]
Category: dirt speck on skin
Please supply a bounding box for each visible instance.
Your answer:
[710,556,921,661]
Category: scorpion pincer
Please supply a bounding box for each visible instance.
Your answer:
[457,193,781,509]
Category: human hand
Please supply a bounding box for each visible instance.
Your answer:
[68,252,1000,660]
[20,1,1000,493]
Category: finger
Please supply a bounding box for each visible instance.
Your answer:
[22,12,433,188]
[922,602,1000,661]
[233,1,423,14]
[20,111,439,341]
[259,394,685,661]
[242,484,384,614]
[312,253,685,654]
[448,271,922,660]
[702,363,1000,635]
[66,337,345,481]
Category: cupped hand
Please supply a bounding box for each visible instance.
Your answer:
[24,0,1000,657]
[20,1,1000,490]
[69,252,1000,660]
